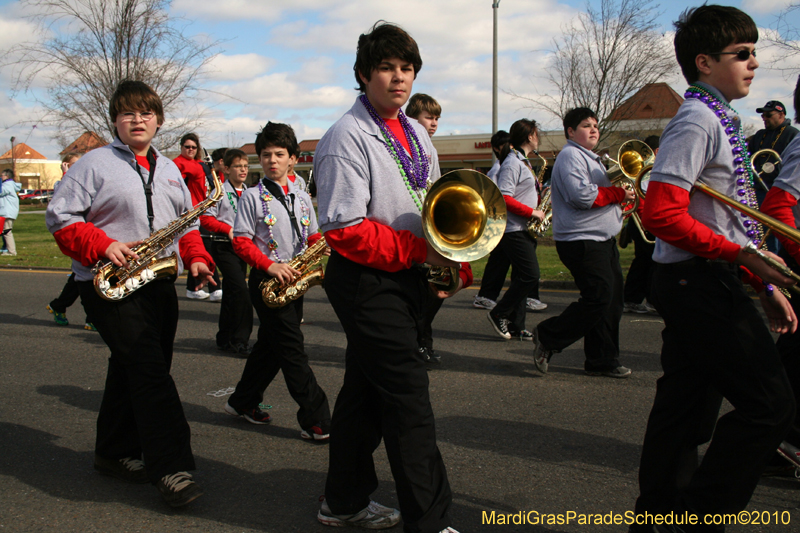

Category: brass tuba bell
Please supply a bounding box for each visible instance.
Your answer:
[422,169,507,293]
[603,139,656,244]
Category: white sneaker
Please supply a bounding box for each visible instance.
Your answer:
[526,298,547,311]
[209,289,223,302]
[318,498,400,529]
[473,295,496,310]
[440,528,461,533]
[186,290,210,300]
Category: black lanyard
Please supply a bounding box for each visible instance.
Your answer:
[134,147,158,234]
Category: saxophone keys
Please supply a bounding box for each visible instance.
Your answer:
[98,280,110,292]
[140,268,156,282]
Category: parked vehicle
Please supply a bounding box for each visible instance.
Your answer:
[20,189,53,200]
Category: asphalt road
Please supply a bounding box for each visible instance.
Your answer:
[0,269,797,532]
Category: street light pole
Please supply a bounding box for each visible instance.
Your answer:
[10,136,16,179]
[492,1,501,161]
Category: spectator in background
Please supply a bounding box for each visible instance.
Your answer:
[173,133,222,301]
[0,169,20,256]
[622,135,658,314]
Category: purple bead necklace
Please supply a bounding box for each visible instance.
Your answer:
[683,85,764,246]
[258,181,309,263]
[360,94,430,210]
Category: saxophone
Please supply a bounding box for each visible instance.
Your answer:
[92,151,224,301]
[526,150,552,238]
[260,236,327,308]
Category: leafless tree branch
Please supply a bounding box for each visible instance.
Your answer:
[510,0,678,146]
[1,0,221,150]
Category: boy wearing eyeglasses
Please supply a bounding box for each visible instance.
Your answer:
[46,80,215,508]
[630,6,796,531]
[200,148,254,355]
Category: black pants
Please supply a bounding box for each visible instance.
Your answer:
[775,253,800,446]
[324,252,452,533]
[491,231,540,332]
[537,238,623,371]
[50,273,95,323]
[477,239,541,302]
[634,260,794,522]
[79,280,195,484]
[208,240,253,347]
[418,296,444,351]
[186,236,221,291]
[623,221,655,305]
[227,268,330,432]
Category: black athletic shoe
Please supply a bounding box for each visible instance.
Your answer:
[94,454,149,484]
[157,471,203,507]
[487,312,511,340]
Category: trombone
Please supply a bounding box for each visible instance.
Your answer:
[603,139,655,244]
[634,163,800,292]
[422,169,507,294]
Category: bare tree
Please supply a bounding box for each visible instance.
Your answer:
[766,3,800,80]
[2,0,219,150]
[515,0,678,145]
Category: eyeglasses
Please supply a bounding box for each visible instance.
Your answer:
[182,145,198,150]
[118,111,156,123]
[712,49,756,61]
[762,112,775,119]
[230,164,249,170]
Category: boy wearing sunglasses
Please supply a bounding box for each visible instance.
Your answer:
[630,5,796,532]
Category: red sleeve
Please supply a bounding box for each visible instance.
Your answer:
[640,181,741,262]
[178,229,215,272]
[325,219,428,272]
[199,215,232,236]
[53,222,116,266]
[761,186,800,262]
[459,262,473,289]
[592,186,626,207]
[308,232,323,246]
[233,236,274,272]
[503,195,534,218]
[739,266,766,293]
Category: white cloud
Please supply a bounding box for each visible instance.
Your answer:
[742,0,793,15]
[206,53,275,81]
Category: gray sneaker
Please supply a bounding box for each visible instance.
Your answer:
[318,498,401,529]
[585,366,632,379]
[473,295,497,310]
[157,471,203,507]
[94,454,148,484]
[532,328,553,374]
[526,298,548,311]
[624,302,649,314]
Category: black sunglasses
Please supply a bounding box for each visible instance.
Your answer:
[712,49,756,61]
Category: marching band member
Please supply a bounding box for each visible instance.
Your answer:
[486,118,545,341]
[532,107,633,377]
[199,148,254,355]
[225,122,331,441]
[313,21,468,533]
[631,6,795,531]
[759,74,800,475]
[45,80,214,507]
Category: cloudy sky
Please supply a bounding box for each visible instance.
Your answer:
[1,0,799,158]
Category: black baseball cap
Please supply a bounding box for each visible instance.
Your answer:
[756,101,786,114]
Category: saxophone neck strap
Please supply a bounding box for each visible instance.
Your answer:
[134,147,158,234]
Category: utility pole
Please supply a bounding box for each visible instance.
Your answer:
[492,1,501,161]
